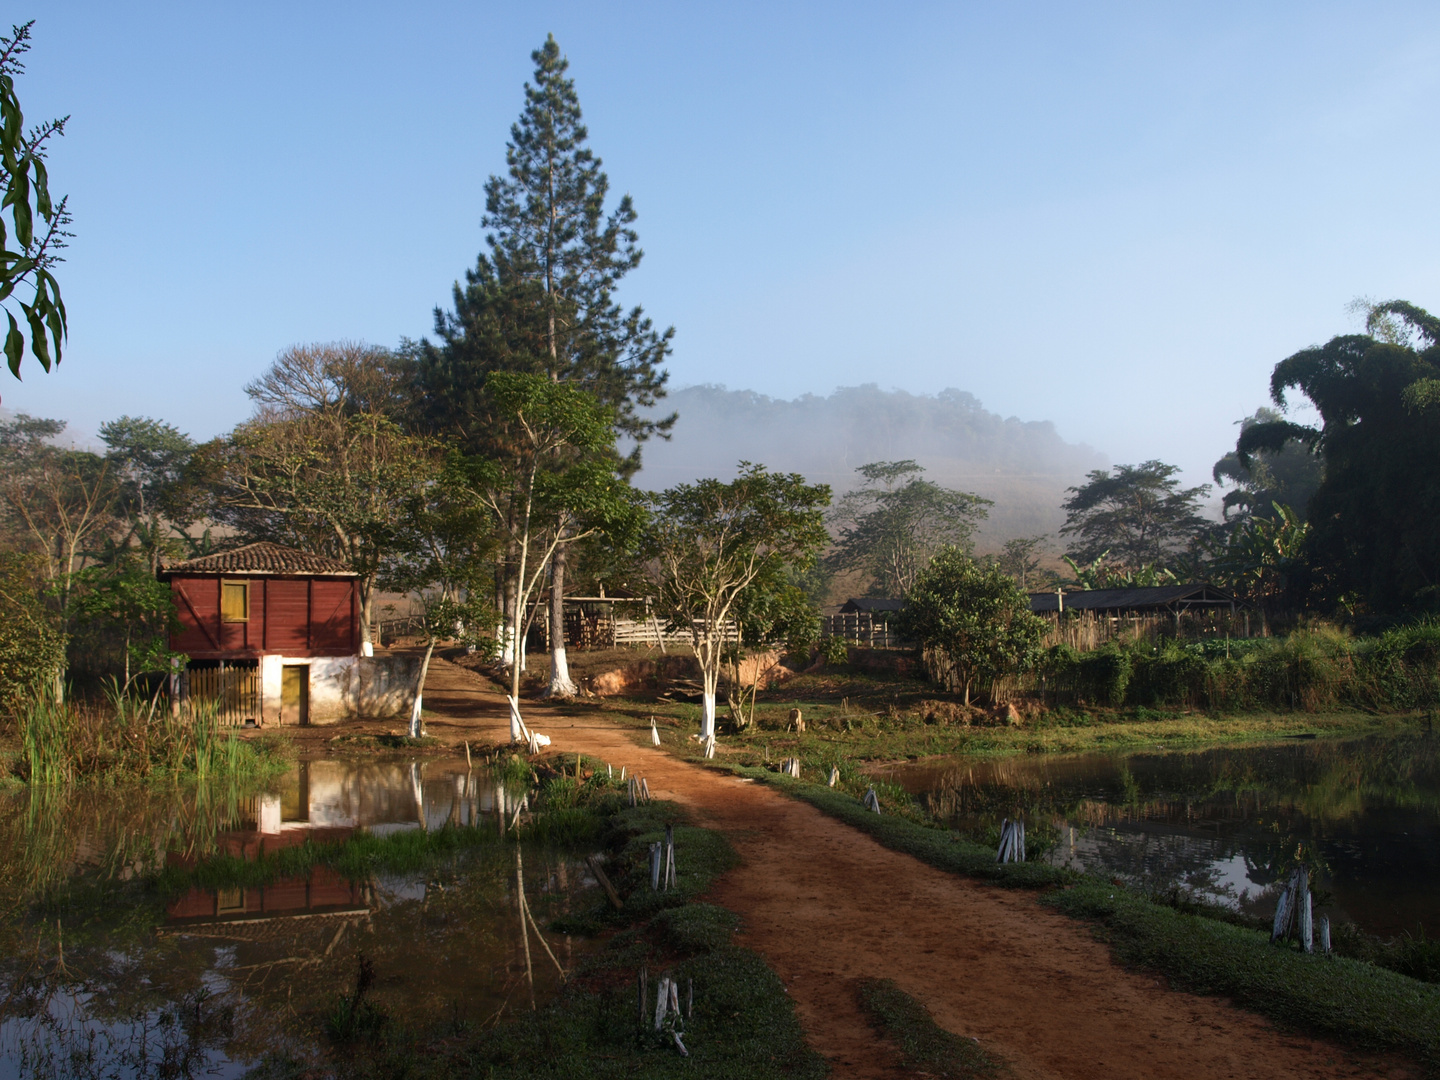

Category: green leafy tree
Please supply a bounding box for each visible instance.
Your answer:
[1212,408,1322,525]
[98,416,196,573]
[412,35,673,698]
[990,535,1051,589]
[1059,552,1178,590]
[724,565,819,728]
[70,557,179,692]
[0,414,119,698]
[827,460,991,597]
[1060,461,1211,570]
[0,552,65,714]
[1237,299,1440,611]
[647,464,830,739]
[383,457,500,737]
[1,21,69,387]
[1208,501,1309,609]
[205,343,440,654]
[896,548,1047,705]
[476,373,641,715]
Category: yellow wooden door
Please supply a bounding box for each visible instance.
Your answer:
[281,665,309,726]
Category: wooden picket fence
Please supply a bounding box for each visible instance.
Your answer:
[185,666,261,726]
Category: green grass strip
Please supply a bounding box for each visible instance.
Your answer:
[857,977,1003,1078]
[734,764,1440,1071]
[728,763,1073,890]
[1047,881,1440,1069]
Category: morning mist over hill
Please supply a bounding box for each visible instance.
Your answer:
[632,384,1107,548]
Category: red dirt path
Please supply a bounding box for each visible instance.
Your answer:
[292,659,1416,1079]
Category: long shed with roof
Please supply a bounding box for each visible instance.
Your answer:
[1027,583,1252,649]
[159,542,416,726]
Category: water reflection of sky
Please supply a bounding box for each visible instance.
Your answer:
[0,759,595,1080]
[876,732,1440,939]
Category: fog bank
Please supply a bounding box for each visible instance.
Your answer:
[632,385,1107,547]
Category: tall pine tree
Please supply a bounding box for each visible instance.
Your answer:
[413,35,673,695]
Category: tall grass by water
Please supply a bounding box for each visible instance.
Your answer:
[14,681,288,784]
[1035,620,1440,713]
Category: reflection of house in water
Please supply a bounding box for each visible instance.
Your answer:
[165,784,369,926]
[166,867,369,925]
[164,762,511,926]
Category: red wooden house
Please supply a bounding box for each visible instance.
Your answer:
[162,541,360,660]
[160,542,364,725]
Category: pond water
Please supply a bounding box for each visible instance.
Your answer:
[0,760,600,1080]
[874,731,1440,940]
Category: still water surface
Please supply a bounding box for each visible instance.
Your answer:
[876,730,1440,938]
[0,760,599,1080]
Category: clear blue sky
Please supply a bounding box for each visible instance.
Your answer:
[6,1,1439,490]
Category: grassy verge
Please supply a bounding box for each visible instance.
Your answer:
[857,977,1003,1078]
[737,766,1440,1071]
[594,691,1413,765]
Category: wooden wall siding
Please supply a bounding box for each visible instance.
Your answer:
[311,580,355,653]
[265,580,310,653]
[172,578,220,655]
[169,575,357,658]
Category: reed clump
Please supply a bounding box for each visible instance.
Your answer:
[14,683,288,784]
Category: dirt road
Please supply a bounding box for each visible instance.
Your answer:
[307,660,1414,1079]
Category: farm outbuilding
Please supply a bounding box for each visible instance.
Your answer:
[1028,583,1252,648]
[159,542,417,726]
[824,598,907,648]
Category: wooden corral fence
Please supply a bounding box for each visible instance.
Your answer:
[526,606,737,651]
[821,612,910,650]
[185,665,260,726]
[375,615,426,646]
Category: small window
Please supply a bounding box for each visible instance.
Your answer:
[221,581,249,623]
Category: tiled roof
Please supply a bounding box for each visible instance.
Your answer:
[160,541,357,577]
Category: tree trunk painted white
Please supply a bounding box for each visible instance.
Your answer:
[408,639,436,738]
[499,558,518,667]
[507,694,530,743]
[359,578,376,658]
[546,543,577,697]
[700,663,720,740]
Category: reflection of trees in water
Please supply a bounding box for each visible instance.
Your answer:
[1052,821,1246,906]
[916,732,1440,829]
[904,731,1440,935]
[0,782,253,914]
[0,771,595,1078]
[0,843,590,1077]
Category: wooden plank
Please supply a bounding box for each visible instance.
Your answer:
[173,580,220,651]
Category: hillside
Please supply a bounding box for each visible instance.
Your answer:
[632,384,1107,547]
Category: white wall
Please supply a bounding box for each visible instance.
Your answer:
[259,654,421,726]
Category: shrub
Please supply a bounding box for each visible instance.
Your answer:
[0,554,66,720]
[1026,619,1440,713]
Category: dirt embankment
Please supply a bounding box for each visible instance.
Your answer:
[302,659,1420,1079]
